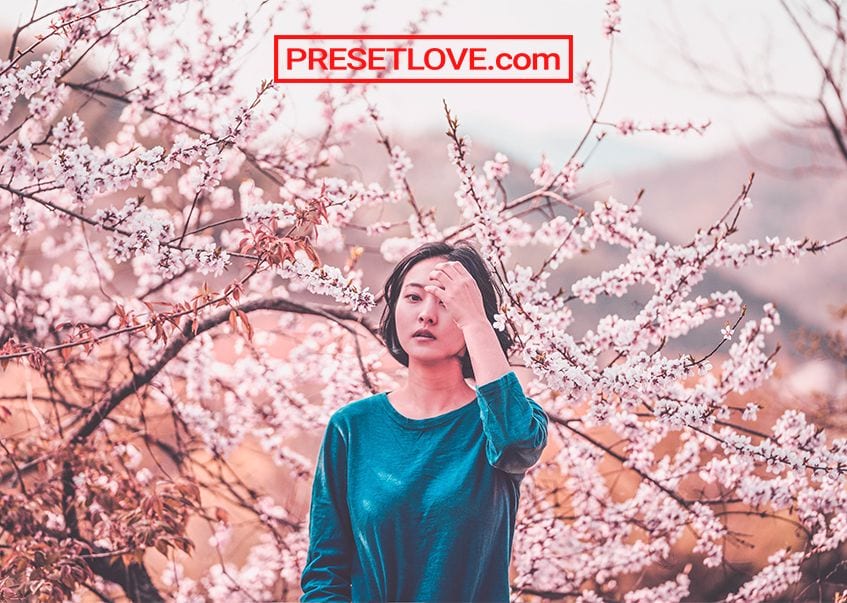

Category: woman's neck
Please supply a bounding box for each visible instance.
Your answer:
[388,377,476,419]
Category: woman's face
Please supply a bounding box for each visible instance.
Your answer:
[394,256,468,362]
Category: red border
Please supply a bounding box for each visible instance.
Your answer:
[273,34,573,83]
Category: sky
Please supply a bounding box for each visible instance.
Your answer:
[255,0,822,173]
[2,1,824,173]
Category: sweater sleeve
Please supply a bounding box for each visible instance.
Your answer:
[475,370,549,475]
[300,417,354,602]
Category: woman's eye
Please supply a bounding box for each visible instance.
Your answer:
[405,294,442,306]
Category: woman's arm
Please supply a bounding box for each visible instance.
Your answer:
[475,369,549,475]
[459,319,549,475]
[300,418,354,601]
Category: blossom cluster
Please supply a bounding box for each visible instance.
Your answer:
[615,118,712,136]
[275,252,376,313]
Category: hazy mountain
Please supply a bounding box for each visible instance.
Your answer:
[322,126,844,361]
[601,130,847,339]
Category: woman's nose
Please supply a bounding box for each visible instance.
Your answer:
[417,295,440,321]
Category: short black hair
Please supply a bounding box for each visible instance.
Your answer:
[378,241,515,380]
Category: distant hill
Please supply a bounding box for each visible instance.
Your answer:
[601,130,847,340]
[319,126,845,361]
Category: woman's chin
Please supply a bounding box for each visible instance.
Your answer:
[406,348,464,363]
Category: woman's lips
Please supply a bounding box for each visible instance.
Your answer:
[413,334,435,341]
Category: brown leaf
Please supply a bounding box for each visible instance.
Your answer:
[236,310,253,342]
[303,242,322,268]
[154,539,170,556]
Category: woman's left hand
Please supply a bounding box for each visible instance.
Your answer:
[424,260,489,331]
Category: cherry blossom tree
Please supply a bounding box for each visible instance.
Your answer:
[1,0,846,601]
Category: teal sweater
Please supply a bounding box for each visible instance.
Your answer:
[300,370,549,602]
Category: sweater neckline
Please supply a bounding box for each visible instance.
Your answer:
[379,391,479,429]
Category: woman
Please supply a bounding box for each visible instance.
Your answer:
[300,241,549,602]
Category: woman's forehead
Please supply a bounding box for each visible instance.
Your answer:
[403,257,445,281]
